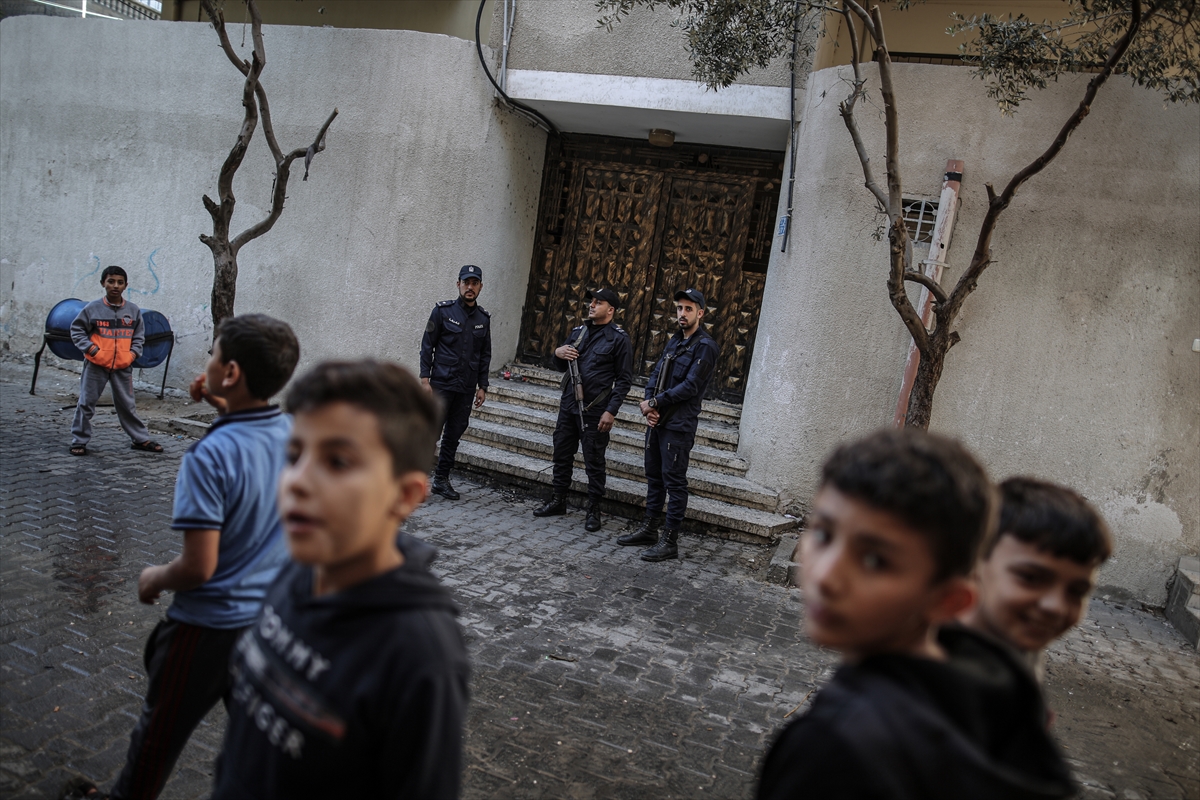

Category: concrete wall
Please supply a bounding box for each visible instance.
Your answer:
[490,0,794,88]
[741,63,1199,605]
[0,17,546,389]
[168,0,495,42]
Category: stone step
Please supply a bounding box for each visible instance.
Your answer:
[471,399,749,475]
[500,363,743,425]
[485,381,740,449]
[1165,556,1200,648]
[451,439,798,542]
[462,418,776,511]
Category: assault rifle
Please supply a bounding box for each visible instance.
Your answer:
[567,326,588,436]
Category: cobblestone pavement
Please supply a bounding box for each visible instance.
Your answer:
[1,362,1197,799]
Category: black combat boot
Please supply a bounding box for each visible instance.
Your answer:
[640,528,679,562]
[584,503,602,532]
[431,475,459,501]
[533,494,567,517]
[617,515,661,546]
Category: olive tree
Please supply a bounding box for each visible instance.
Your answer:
[598,0,1198,428]
[198,0,338,326]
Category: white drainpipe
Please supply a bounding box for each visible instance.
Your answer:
[892,159,963,427]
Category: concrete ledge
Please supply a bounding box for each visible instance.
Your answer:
[503,70,790,150]
[764,533,800,585]
[1165,556,1200,648]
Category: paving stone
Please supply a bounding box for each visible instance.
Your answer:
[3,363,1198,799]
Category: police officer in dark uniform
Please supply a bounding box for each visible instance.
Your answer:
[533,288,633,532]
[419,264,491,500]
[618,288,720,561]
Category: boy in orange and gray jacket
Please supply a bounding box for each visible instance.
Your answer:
[68,265,162,455]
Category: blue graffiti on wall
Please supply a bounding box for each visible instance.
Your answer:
[72,255,102,290]
[127,249,161,296]
[72,250,161,295]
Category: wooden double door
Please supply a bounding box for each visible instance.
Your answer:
[517,135,783,403]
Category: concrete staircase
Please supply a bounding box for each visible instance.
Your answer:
[451,364,799,543]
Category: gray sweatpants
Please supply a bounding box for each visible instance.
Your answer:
[71,362,151,446]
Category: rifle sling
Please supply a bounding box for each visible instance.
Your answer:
[560,325,613,414]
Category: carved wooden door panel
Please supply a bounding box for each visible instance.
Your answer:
[517,160,663,363]
[562,166,663,345]
[517,135,783,403]
[639,175,755,393]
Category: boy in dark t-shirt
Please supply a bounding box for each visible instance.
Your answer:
[212,360,469,800]
[758,429,1076,800]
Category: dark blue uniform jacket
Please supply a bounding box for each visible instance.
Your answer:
[644,328,720,434]
[552,321,634,417]
[419,298,491,394]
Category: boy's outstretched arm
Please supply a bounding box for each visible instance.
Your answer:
[138,529,220,604]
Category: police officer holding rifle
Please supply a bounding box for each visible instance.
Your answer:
[618,288,720,562]
[533,288,633,533]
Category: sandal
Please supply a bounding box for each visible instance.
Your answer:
[131,440,163,454]
[69,445,87,456]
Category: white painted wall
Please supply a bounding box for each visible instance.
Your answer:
[0,17,546,387]
[490,0,796,88]
[741,63,1200,605]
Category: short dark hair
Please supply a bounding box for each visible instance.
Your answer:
[213,314,300,400]
[101,265,127,283]
[985,477,1112,565]
[284,360,440,476]
[820,428,996,582]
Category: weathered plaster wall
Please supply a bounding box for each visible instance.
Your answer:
[490,0,794,88]
[0,17,545,387]
[741,63,1199,605]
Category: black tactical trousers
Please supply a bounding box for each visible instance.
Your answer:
[550,409,610,502]
[433,386,475,480]
[644,426,695,530]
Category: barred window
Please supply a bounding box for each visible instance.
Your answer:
[901,198,938,245]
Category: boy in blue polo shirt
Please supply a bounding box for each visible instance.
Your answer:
[60,314,300,800]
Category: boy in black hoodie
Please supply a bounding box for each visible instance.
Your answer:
[211,361,469,800]
[758,429,1076,800]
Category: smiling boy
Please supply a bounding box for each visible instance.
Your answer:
[962,477,1112,680]
[212,360,469,800]
[758,429,1075,800]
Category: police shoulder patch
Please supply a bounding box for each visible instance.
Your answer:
[613,324,628,336]
[436,299,455,307]
[478,306,490,318]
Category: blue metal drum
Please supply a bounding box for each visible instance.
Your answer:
[43,298,86,360]
[134,310,173,369]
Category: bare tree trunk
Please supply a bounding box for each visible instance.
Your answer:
[197,0,337,328]
[904,330,953,429]
[210,249,238,326]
